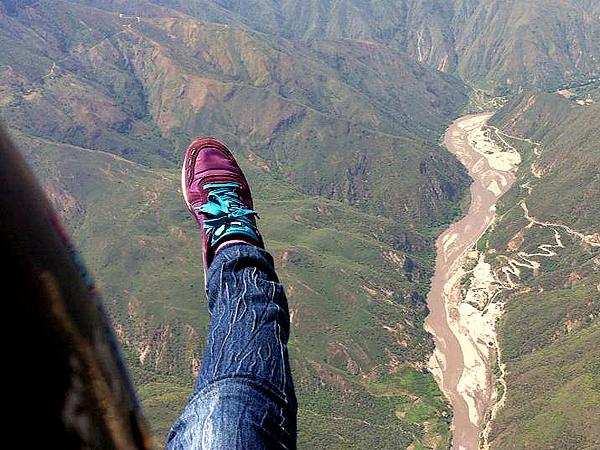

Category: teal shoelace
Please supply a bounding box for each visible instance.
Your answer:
[194,182,260,246]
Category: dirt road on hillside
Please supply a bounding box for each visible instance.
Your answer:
[424,113,518,450]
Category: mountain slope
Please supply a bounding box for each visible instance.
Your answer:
[108,0,600,90]
[68,0,463,72]
[456,0,600,90]
[491,92,600,234]
[0,1,469,225]
[0,1,472,447]
[477,93,600,449]
[11,127,453,449]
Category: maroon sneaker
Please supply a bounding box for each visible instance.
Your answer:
[181,137,263,281]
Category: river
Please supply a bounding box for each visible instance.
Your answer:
[424,113,520,450]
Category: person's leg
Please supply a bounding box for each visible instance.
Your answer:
[166,138,297,449]
[166,243,296,450]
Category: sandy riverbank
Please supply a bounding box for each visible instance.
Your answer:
[424,113,519,450]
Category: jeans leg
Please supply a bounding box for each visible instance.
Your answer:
[166,243,297,450]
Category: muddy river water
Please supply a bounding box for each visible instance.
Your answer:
[424,113,519,450]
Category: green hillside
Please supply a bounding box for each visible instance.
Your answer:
[0,1,473,448]
[491,93,600,234]
[11,127,454,449]
[480,93,600,449]
[455,0,600,90]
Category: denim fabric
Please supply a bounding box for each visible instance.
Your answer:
[166,243,297,450]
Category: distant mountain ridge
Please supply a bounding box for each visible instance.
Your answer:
[10,0,597,91]
[79,0,600,90]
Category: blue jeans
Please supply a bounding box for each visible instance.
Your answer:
[166,244,297,449]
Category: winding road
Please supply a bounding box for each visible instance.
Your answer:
[424,113,518,450]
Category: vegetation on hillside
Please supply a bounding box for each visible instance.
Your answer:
[0,1,474,447]
[482,93,600,449]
